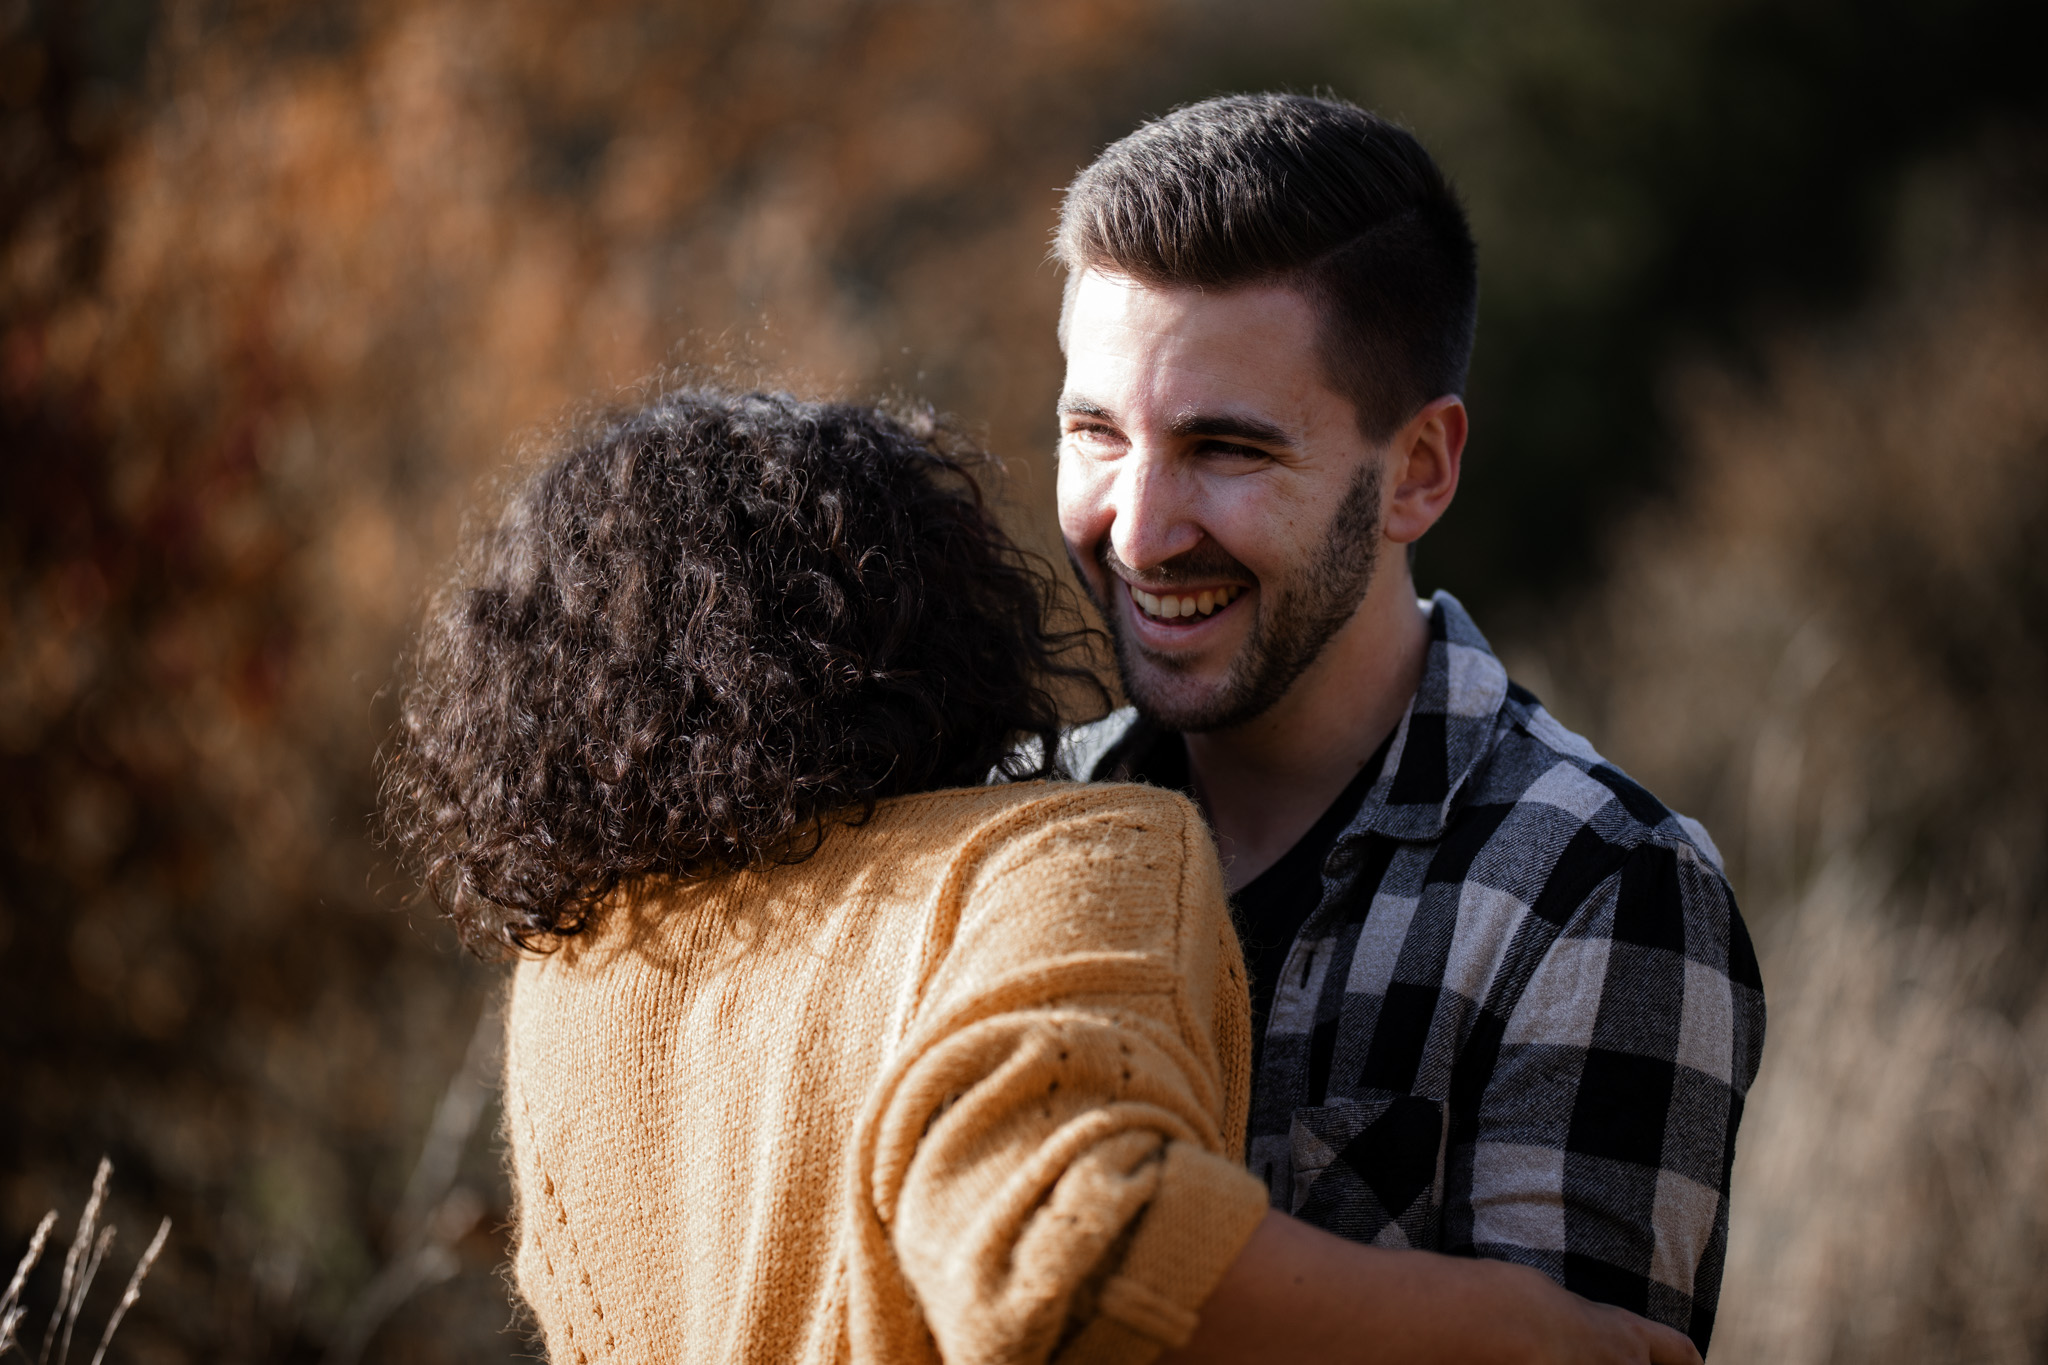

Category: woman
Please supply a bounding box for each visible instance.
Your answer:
[382,388,1697,1365]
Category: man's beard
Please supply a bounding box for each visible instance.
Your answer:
[1088,461,1382,733]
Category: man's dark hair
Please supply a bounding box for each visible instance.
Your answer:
[381,388,1105,955]
[1056,93,1477,442]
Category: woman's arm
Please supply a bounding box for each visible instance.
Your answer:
[1163,1210,1702,1365]
[851,789,1270,1364]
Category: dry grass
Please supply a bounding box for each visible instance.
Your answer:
[1721,867,2048,1361]
[0,1159,170,1365]
[1515,185,2048,1360]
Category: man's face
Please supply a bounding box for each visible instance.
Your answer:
[1057,270,1389,732]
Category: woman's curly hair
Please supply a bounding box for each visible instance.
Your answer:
[381,388,1108,955]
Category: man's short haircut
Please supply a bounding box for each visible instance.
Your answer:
[1056,93,1477,443]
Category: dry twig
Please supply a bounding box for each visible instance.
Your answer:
[87,1219,170,1365]
[6,1162,169,1365]
[36,1161,109,1365]
[53,1226,116,1365]
[1,1213,59,1355]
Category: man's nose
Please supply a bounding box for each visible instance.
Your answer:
[1107,451,1202,573]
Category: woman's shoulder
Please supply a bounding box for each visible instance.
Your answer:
[534,784,1205,946]
[877,781,1216,901]
[877,779,1207,844]
[900,781,1227,965]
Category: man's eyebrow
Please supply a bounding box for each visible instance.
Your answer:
[1166,411,1291,446]
[1057,397,1117,422]
[1057,400,1293,448]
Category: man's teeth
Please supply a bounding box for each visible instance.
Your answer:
[1132,584,1242,619]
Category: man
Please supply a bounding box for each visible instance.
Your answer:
[1050,94,1764,1353]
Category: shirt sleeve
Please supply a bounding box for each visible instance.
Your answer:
[1446,837,1765,1354]
[847,789,1269,1365]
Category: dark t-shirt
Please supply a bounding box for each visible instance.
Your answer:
[1119,730,1389,1067]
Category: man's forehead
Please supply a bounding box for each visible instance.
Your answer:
[1061,270,1328,432]
[1067,268,1318,339]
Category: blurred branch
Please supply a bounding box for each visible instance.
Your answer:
[322,998,503,1365]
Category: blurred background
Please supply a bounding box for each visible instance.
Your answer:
[3,0,2045,1359]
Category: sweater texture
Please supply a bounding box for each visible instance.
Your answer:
[504,781,1270,1364]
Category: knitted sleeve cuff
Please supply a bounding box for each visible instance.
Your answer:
[1057,1141,1271,1365]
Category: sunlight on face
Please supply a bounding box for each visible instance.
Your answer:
[1055,271,1389,730]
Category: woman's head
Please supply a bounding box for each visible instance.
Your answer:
[383,388,1104,954]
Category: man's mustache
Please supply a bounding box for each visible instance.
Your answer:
[1095,541,1256,591]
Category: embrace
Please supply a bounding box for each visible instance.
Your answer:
[384,94,1763,1363]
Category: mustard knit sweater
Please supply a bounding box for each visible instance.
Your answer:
[504,781,1271,1365]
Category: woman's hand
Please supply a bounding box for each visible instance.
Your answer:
[1160,1211,1703,1365]
[1473,1256,1702,1365]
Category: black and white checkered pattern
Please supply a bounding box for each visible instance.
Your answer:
[1070,593,1765,1353]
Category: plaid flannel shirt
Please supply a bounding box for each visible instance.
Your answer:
[1064,592,1765,1353]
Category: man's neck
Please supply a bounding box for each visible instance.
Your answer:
[1184,571,1430,893]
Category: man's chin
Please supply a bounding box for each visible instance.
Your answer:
[1107,606,1278,732]
[1120,661,1248,734]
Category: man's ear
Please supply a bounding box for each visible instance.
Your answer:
[1382,395,1466,547]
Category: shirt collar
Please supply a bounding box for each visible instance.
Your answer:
[1084,590,1509,844]
[1351,590,1509,842]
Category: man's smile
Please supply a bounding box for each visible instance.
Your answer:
[1125,579,1246,624]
